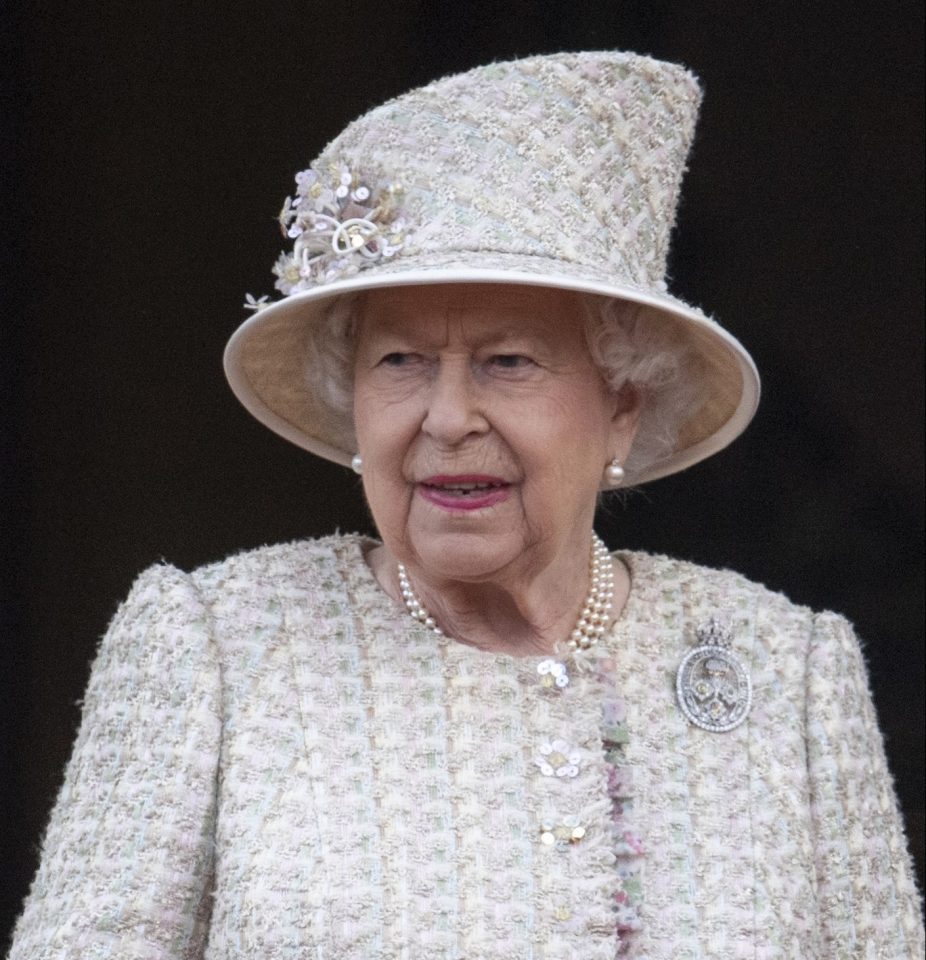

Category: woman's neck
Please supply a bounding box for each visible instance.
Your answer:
[364,541,631,656]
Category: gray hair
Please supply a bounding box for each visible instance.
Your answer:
[306,291,705,486]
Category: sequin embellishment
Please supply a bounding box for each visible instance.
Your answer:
[534,739,582,778]
[537,658,569,690]
[539,816,587,849]
[271,165,409,289]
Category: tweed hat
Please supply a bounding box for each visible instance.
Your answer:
[224,50,759,484]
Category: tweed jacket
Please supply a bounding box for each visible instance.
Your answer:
[10,534,923,959]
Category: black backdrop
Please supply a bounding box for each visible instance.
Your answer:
[2,0,923,944]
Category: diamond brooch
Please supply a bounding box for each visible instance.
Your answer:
[675,616,752,733]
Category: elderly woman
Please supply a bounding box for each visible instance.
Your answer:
[10,51,923,959]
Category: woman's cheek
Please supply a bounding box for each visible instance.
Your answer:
[369,447,415,529]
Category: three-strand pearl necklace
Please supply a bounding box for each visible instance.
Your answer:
[397,533,614,651]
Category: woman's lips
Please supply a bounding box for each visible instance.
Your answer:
[416,475,512,512]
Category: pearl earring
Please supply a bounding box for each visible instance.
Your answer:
[604,457,625,488]
[351,453,363,475]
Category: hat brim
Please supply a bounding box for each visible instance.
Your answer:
[224,252,760,485]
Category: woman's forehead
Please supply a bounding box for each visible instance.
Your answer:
[357,283,587,335]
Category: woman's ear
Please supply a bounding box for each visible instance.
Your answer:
[607,383,642,460]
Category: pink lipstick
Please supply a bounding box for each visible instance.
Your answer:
[417,474,511,512]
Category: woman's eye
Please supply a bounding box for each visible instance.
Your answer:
[489,354,534,370]
[379,352,415,367]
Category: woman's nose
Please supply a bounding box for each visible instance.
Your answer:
[420,361,489,446]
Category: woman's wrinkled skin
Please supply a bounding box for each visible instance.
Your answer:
[354,283,640,656]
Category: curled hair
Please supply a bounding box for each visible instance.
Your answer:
[581,297,706,485]
[306,293,360,425]
[306,291,705,485]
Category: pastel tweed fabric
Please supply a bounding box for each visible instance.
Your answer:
[10,536,923,958]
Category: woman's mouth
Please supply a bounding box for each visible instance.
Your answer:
[417,475,512,511]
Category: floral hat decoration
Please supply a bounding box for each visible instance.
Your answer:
[224,50,760,484]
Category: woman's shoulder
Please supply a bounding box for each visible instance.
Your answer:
[104,535,372,670]
[618,548,853,656]
[620,547,814,611]
[187,531,369,592]
[112,534,369,632]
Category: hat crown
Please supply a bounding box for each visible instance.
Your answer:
[299,51,701,292]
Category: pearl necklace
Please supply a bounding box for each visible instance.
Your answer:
[396,533,614,651]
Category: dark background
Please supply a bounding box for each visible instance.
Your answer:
[2,0,923,944]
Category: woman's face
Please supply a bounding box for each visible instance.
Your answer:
[352,284,639,583]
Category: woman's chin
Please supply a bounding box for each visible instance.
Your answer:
[406,529,523,583]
